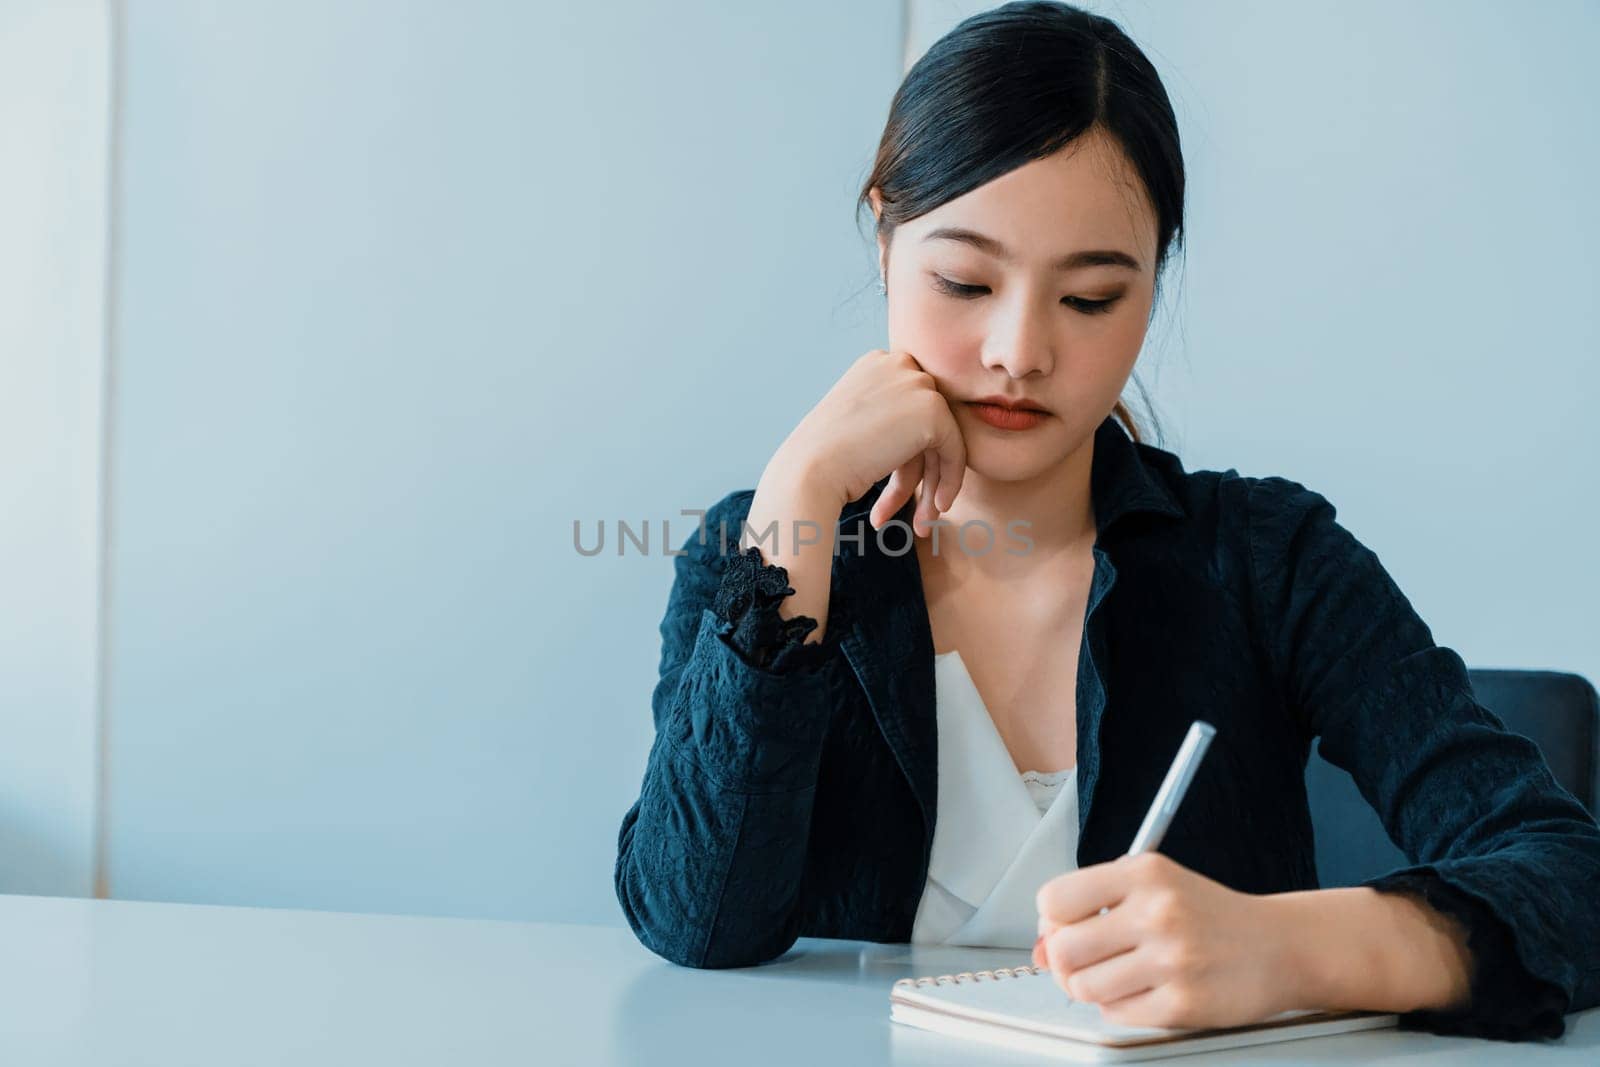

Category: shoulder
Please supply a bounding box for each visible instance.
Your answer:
[1177,463,1385,611]
[1136,440,1366,580]
[1138,438,1338,536]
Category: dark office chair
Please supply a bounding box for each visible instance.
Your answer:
[1307,668,1600,888]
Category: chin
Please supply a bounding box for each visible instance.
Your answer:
[958,412,1091,481]
[961,440,1067,484]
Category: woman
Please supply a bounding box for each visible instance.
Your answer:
[614,0,1600,1041]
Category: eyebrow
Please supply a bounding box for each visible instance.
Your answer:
[921,226,1142,272]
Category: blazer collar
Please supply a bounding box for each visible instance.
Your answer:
[835,412,1186,876]
[1084,413,1186,538]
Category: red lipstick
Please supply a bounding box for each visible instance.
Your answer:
[966,394,1050,431]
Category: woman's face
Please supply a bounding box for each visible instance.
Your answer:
[873,127,1161,484]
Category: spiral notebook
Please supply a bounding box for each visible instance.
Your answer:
[889,963,1398,1063]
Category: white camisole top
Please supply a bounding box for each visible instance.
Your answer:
[909,649,1081,949]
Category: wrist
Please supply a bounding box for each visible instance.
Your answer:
[1259,888,1383,1013]
[745,470,842,562]
[758,452,846,516]
[1257,891,1334,1012]
[1261,887,1473,1015]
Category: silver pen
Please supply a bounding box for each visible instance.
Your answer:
[1068,721,1218,925]
[1042,720,1220,941]
[1128,720,1217,854]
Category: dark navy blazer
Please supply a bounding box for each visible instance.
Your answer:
[616,413,1600,1040]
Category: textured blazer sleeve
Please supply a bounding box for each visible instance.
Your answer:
[614,489,841,969]
[1247,474,1600,1040]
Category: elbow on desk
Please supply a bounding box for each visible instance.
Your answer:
[617,790,806,972]
[614,848,796,969]
[634,926,795,971]
[616,880,797,970]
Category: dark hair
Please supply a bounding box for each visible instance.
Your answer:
[856,1,1184,445]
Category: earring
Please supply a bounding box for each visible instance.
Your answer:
[876,275,887,295]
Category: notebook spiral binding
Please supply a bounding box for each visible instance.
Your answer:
[893,964,1047,989]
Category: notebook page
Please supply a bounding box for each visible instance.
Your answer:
[890,969,1327,1048]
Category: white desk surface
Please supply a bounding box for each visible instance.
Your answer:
[1,893,1594,1065]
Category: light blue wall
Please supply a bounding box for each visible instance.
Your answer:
[0,0,107,898]
[109,1,902,921]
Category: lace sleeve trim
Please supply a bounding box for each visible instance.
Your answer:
[710,545,837,675]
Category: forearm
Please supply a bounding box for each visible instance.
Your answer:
[1264,886,1474,1015]
[742,454,843,644]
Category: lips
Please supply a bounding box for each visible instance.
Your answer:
[968,395,1050,413]
[966,401,1049,431]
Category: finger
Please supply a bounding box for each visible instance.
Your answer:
[933,407,966,513]
[915,449,941,535]
[1057,945,1156,1006]
[1096,984,1188,1030]
[870,470,903,530]
[935,445,965,512]
[1042,907,1140,973]
[1036,858,1134,926]
[891,454,925,526]
[872,455,923,529]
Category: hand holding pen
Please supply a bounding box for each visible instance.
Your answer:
[1032,721,1216,960]
[1026,721,1325,1030]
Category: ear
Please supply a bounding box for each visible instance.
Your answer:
[868,187,889,277]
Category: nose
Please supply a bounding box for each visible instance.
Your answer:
[979,288,1056,378]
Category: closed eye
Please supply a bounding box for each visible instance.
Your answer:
[929,273,1120,315]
